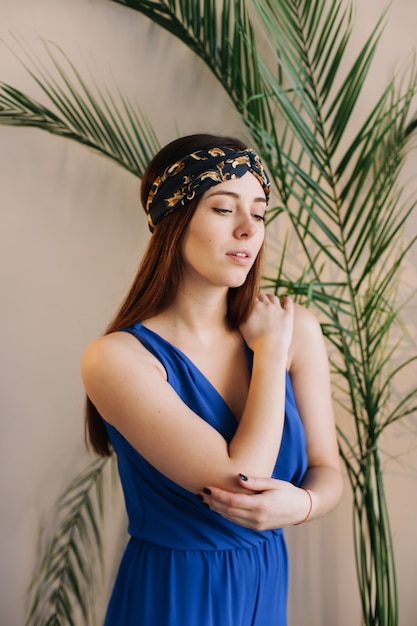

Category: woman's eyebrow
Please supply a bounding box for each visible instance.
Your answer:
[205,190,267,203]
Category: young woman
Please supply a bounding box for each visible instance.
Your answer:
[81,133,343,625]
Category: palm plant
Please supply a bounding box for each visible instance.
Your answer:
[24,457,114,626]
[1,1,416,624]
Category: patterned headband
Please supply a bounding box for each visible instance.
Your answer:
[145,146,270,232]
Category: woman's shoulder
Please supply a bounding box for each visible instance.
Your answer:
[288,302,325,368]
[82,329,140,357]
[81,329,164,388]
[293,301,322,331]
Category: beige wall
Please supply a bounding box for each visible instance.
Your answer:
[0,1,416,624]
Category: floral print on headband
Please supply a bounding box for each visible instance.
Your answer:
[145,147,270,232]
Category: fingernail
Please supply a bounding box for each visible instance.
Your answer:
[195,493,204,501]
[203,487,211,495]
[239,473,248,481]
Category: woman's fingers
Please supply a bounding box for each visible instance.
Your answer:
[239,293,294,352]
[236,473,278,492]
[198,475,286,530]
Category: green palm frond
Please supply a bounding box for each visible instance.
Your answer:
[251,1,414,264]
[25,456,117,626]
[111,0,276,151]
[0,38,159,178]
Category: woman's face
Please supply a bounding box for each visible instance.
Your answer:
[181,172,266,291]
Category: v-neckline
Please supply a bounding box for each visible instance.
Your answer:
[138,322,252,423]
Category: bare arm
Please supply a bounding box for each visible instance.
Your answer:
[198,304,343,527]
[81,295,294,494]
[288,303,343,519]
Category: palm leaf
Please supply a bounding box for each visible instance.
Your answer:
[25,456,116,626]
[0,37,159,178]
[111,0,277,153]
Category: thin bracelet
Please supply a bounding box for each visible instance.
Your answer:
[294,487,313,526]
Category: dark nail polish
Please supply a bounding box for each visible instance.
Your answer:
[203,487,211,495]
[196,493,204,501]
[239,473,248,481]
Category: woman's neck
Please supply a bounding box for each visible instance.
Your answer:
[147,285,233,345]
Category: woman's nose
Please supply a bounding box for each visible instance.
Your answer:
[234,214,257,238]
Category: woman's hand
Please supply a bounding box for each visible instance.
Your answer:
[239,294,294,355]
[198,473,312,530]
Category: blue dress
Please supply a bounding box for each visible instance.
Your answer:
[104,322,308,626]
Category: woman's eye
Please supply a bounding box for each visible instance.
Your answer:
[252,213,266,222]
[213,208,232,215]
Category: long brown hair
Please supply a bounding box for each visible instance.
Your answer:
[85,133,266,455]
